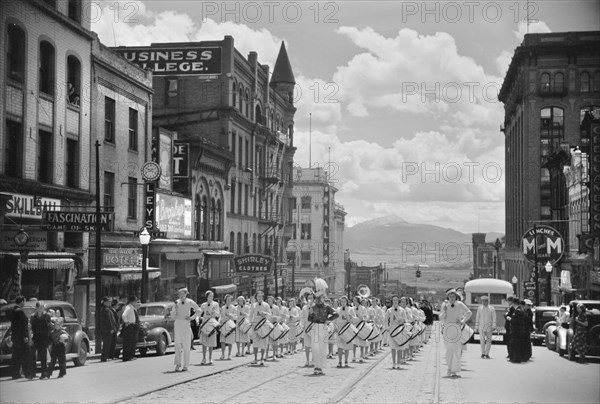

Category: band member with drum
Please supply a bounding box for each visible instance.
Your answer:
[250,291,271,365]
[286,298,300,355]
[351,296,368,363]
[171,287,201,372]
[308,280,338,375]
[199,291,220,365]
[265,296,280,360]
[219,294,236,360]
[301,292,315,367]
[327,298,338,359]
[335,296,357,368]
[439,289,472,377]
[276,298,289,355]
[235,296,250,357]
[247,296,256,354]
[385,295,408,369]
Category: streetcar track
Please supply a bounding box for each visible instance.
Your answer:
[433,330,441,404]
[330,350,391,404]
[217,365,301,404]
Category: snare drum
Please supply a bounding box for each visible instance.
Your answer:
[280,323,290,339]
[238,317,252,334]
[270,322,286,341]
[254,318,274,339]
[390,324,410,347]
[356,321,374,341]
[201,318,219,337]
[221,319,236,338]
[368,323,380,341]
[338,322,359,344]
[460,324,474,345]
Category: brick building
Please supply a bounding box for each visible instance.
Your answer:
[499,31,600,302]
[113,37,297,300]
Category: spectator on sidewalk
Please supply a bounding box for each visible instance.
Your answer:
[30,301,52,379]
[47,317,69,378]
[109,299,120,359]
[121,296,140,362]
[475,296,496,359]
[99,296,117,362]
[10,296,34,379]
[504,296,516,358]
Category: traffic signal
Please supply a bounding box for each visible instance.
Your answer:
[416,269,421,278]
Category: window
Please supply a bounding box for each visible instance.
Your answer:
[39,41,55,95]
[66,138,79,187]
[301,196,311,209]
[540,71,566,94]
[7,24,25,83]
[580,72,590,92]
[128,108,138,150]
[210,198,215,241]
[237,232,242,255]
[252,234,257,253]
[244,233,249,253]
[229,231,235,253]
[128,177,137,219]
[202,196,209,239]
[104,97,115,142]
[68,0,81,23]
[301,223,311,240]
[166,77,178,105]
[5,120,23,177]
[238,88,243,111]
[554,72,564,93]
[594,72,600,92]
[237,181,242,214]
[195,195,202,240]
[232,82,237,107]
[37,130,53,183]
[230,182,235,214]
[104,172,115,210]
[540,73,550,93]
[253,187,258,217]
[245,139,249,169]
[231,130,236,164]
[541,168,550,183]
[238,135,243,167]
[245,91,250,118]
[540,107,564,155]
[67,56,81,106]
[301,251,311,264]
[244,184,248,215]
[216,200,222,240]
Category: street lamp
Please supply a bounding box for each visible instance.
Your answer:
[544,261,553,306]
[139,227,151,303]
[512,276,518,295]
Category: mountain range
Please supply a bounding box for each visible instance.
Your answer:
[344,215,504,268]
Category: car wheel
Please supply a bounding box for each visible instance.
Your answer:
[139,347,148,356]
[156,334,167,356]
[73,340,88,366]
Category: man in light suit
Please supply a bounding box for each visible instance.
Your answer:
[476,296,496,359]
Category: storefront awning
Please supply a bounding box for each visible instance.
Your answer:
[91,267,161,281]
[19,259,74,270]
[165,252,205,261]
[211,284,237,294]
[203,250,234,256]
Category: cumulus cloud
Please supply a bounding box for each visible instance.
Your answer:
[513,20,552,42]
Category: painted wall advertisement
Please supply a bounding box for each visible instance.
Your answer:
[155,193,192,238]
[115,47,222,76]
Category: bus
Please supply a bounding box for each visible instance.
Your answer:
[464,279,514,342]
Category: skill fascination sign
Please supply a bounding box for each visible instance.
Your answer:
[522,225,565,265]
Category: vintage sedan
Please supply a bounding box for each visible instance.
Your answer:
[115,302,176,357]
[546,300,600,360]
[0,300,90,366]
[531,306,561,346]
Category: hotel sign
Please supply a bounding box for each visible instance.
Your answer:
[234,254,273,274]
[115,47,222,76]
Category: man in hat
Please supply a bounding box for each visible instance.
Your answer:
[439,288,472,377]
[475,296,496,359]
[121,295,140,361]
[30,301,52,378]
[523,299,534,360]
[170,287,200,371]
[99,296,117,362]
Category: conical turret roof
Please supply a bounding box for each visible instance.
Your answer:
[270,41,295,85]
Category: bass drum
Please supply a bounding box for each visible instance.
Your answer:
[221,319,236,338]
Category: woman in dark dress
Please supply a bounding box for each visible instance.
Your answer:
[509,300,529,363]
[571,303,588,363]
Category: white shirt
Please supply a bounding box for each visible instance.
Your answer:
[172,298,200,322]
[475,304,496,330]
[121,304,136,324]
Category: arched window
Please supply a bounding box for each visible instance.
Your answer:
[202,196,209,240]
[554,72,564,93]
[67,55,81,106]
[540,107,564,155]
[232,82,237,107]
[195,195,202,240]
[245,91,250,118]
[540,73,550,93]
[39,41,55,95]
[270,111,274,131]
[229,231,235,253]
[252,233,257,253]
[216,199,222,241]
[7,23,25,83]
[593,71,600,92]
[237,232,242,256]
[255,104,262,124]
[580,72,590,93]
[244,233,249,253]
[210,198,216,241]
[238,87,243,111]
[258,234,263,254]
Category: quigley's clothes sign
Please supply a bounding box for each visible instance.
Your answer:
[115,47,222,75]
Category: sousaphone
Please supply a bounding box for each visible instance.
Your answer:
[357,284,370,299]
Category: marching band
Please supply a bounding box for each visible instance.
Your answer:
[182,280,432,374]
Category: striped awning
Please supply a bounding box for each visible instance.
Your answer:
[19,259,75,271]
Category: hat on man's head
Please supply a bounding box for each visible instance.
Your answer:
[480,295,489,300]
[101,296,110,303]
[127,295,138,304]
[524,299,533,305]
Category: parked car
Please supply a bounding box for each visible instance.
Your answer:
[531,306,561,346]
[0,300,90,366]
[546,300,600,360]
[115,302,175,357]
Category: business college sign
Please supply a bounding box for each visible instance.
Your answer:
[115,47,222,76]
[590,123,600,238]
[234,254,273,274]
[522,225,565,265]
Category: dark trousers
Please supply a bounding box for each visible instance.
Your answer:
[101,332,116,361]
[31,342,49,376]
[122,324,138,361]
[11,342,33,379]
[48,343,66,377]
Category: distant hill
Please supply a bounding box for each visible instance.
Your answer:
[345,215,504,268]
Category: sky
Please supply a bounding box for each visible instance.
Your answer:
[91,0,600,234]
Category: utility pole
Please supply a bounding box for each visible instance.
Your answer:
[94,141,102,345]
